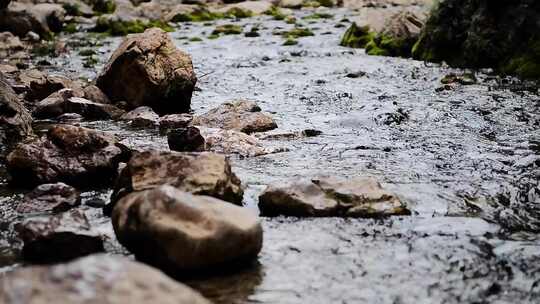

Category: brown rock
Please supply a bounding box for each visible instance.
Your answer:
[167,126,206,152]
[0,254,212,304]
[158,113,193,134]
[192,100,277,134]
[120,106,159,127]
[113,185,262,271]
[96,28,197,115]
[0,71,33,155]
[106,149,243,214]
[259,177,411,217]
[16,70,81,102]
[199,127,286,157]
[83,84,111,104]
[16,182,80,214]
[16,209,104,263]
[7,124,130,187]
[0,3,65,37]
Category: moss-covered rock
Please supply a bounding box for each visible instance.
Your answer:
[93,16,173,36]
[264,6,286,20]
[339,22,374,49]
[212,24,243,35]
[168,7,221,23]
[281,27,314,39]
[412,0,540,80]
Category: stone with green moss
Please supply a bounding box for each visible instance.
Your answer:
[169,7,222,23]
[282,27,314,39]
[208,34,219,39]
[225,7,253,19]
[189,37,203,42]
[92,0,116,14]
[339,23,373,48]
[283,38,298,46]
[303,13,333,20]
[93,17,173,36]
[79,49,96,56]
[212,24,243,35]
[264,6,286,20]
[412,0,540,80]
[63,23,78,34]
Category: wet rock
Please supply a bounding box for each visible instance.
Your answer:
[7,124,130,187]
[96,28,197,115]
[0,254,211,304]
[192,100,277,134]
[218,1,274,15]
[0,3,65,38]
[278,0,303,9]
[167,126,206,152]
[120,106,159,127]
[16,69,81,102]
[33,90,125,120]
[106,149,243,214]
[341,10,424,57]
[200,127,286,156]
[158,113,193,134]
[0,71,33,155]
[113,185,262,272]
[83,84,111,104]
[16,182,80,214]
[413,0,540,80]
[16,209,104,263]
[259,177,411,217]
[441,72,477,85]
[255,129,322,140]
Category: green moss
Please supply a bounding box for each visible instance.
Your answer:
[303,13,333,19]
[170,8,222,22]
[264,6,286,20]
[282,27,314,39]
[302,0,334,7]
[93,17,173,36]
[208,34,219,39]
[189,37,203,42]
[212,24,243,35]
[63,22,78,34]
[225,7,253,19]
[283,38,298,46]
[365,39,389,56]
[83,55,99,68]
[339,23,373,48]
[316,0,334,7]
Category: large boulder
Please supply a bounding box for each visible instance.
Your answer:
[192,100,277,134]
[0,72,33,156]
[106,149,243,213]
[113,185,262,272]
[16,182,80,214]
[16,209,104,263]
[96,28,197,115]
[259,177,411,217]
[0,254,211,304]
[412,0,540,80]
[7,124,130,187]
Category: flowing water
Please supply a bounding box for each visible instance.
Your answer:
[1,7,540,304]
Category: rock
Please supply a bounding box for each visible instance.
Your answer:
[120,106,159,127]
[341,10,425,57]
[0,254,211,304]
[192,100,277,134]
[16,70,81,102]
[83,84,111,104]
[255,129,322,140]
[0,32,25,58]
[167,126,206,152]
[96,28,197,114]
[200,127,286,156]
[16,209,104,263]
[217,1,274,15]
[16,182,80,214]
[278,0,303,9]
[158,113,193,134]
[106,149,243,214]
[440,73,477,85]
[33,90,125,120]
[0,72,33,155]
[412,0,540,80]
[163,4,215,23]
[113,185,262,272]
[7,124,130,187]
[259,177,411,217]
[0,3,65,38]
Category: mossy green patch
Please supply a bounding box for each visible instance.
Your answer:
[83,55,99,68]
[339,23,373,48]
[170,8,222,22]
[283,38,298,46]
[264,6,286,20]
[63,22,78,34]
[225,7,253,19]
[93,0,116,14]
[212,24,243,35]
[189,37,203,42]
[62,3,82,16]
[93,17,173,36]
[282,27,314,39]
[31,42,56,56]
[79,49,96,56]
[303,13,333,19]
[208,34,220,39]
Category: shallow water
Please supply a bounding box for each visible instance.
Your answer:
[1,7,540,303]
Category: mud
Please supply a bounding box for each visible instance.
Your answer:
[1,7,539,304]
